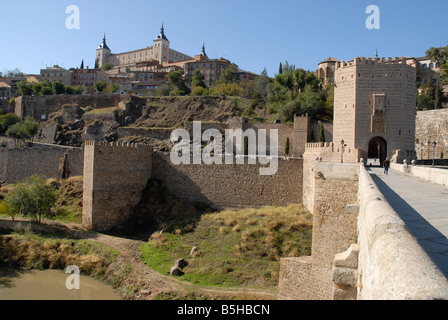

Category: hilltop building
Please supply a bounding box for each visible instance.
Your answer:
[95,24,256,90]
[95,25,193,70]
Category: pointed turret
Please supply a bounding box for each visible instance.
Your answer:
[98,34,110,50]
[155,23,169,41]
[201,42,207,58]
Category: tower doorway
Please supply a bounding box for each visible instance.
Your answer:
[368,137,387,166]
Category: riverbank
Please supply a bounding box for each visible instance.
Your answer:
[0,219,278,300]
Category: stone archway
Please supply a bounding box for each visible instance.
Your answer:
[368,137,387,166]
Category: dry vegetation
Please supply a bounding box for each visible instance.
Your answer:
[139,204,312,290]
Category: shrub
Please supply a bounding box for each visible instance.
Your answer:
[1,175,56,223]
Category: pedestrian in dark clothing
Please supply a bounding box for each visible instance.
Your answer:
[383,158,390,175]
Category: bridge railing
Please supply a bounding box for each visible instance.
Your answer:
[357,165,448,299]
[390,162,448,187]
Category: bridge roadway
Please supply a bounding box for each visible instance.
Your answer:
[368,166,448,279]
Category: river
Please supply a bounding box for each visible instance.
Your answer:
[0,268,122,300]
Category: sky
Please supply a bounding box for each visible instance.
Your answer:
[1,0,447,77]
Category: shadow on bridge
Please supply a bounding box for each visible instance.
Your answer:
[368,168,448,279]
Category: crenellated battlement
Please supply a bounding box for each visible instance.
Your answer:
[336,56,411,70]
[84,140,153,150]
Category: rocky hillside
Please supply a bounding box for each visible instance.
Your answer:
[39,95,266,148]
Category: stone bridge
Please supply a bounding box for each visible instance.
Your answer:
[278,161,448,300]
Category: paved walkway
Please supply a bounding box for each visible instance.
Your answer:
[367,166,448,278]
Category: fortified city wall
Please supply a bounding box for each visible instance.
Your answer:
[14,94,130,120]
[151,153,303,209]
[0,144,83,183]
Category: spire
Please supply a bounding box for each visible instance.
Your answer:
[80,59,84,69]
[156,22,169,41]
[201,42,207,57]
[375,49,379,59]
[98,33,110,50]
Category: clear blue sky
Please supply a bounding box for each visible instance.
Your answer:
[1,0,447,77]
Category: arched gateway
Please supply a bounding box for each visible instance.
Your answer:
[368,137,387,166]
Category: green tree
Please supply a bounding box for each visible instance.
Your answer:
[105,82,120,93]
[64,85,76,94]
[293,69,307,93]
[217,63,239,85]
[319,123,326,143]
[0,113,20,133]
[417,90,434,110]
[253,68,271,101]
[192,70,207,88]
[6,116,39,143]
[94,81,108,93]
[244,136,249,156]
[101,62,114,71]
[435,81,443,109]
[285,137,290,155]
[32,82,43,95]
[0,175,56,223]
[167,70,190,95]
[425,46,448,66]
[52,81,66,95]
[17,81,33,96]
[41,86,53,95]
[4,68,25,78]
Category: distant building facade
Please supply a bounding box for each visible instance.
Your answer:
[95,25,256,90]
[95,25,193,70]
[40,67,72,85]
[71,68,109,92]
[316,57,343,84]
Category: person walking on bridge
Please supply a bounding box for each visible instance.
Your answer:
[383,158,390,175]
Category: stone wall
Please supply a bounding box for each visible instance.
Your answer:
[0,144,83,183]
[415,108,448,160]
[82,141,153,232]
[15,94,130,121]
[151,153,303,208]
[302,143,361,213]
[278,162,359,300]
[357,165,448,299]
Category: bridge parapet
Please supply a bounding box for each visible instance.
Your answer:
[357,165,448,299]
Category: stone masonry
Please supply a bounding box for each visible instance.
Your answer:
[278,162,359,300]
[82,141,152,232]
[415,108,448,160]
[333,57,417,164]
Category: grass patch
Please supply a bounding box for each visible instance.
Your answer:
[84,107,120,114]
[139,204,312,289]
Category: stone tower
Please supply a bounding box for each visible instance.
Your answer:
[333,56,417,164]
[153,23,170,64]
[96,34,111,69]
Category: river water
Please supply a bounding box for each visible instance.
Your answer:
[0,268,122,300]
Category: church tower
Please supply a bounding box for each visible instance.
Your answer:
[153,23,170,64]
[96,34,111,68]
